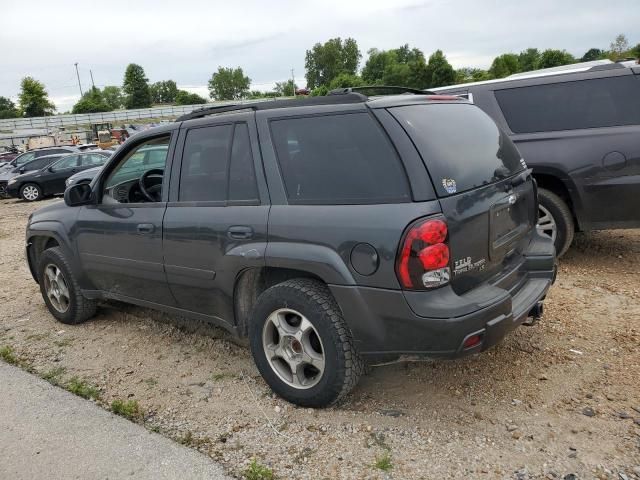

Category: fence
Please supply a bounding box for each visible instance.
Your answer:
[0,97,291,131]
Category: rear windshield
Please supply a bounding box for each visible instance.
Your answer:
[390,103,524,197]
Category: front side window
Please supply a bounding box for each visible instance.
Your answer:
[81,153,106,167]
[16,152,35,166]
[270,112,410,204]
[102,136,170,204]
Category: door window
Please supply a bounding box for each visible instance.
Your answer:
[179,124,233,202]
[16,152,35,166]
[102,136,170,204]
[81,153,106,167]
[228,123,259,202]
[52,155,80,171]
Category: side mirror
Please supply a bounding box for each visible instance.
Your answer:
[48,166,55,172]
[64,183,94,207]
[19,167,25,173]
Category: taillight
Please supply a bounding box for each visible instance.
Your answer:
[396,217,451,290]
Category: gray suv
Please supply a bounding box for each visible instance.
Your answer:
[26,92,556,407]
[434,60,640,256]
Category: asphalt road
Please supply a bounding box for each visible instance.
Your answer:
[0,362,230,480]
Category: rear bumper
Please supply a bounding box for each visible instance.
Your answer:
[330,232,556,361]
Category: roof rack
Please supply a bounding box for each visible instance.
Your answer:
[176,93,368,121]
[328,85,434,96]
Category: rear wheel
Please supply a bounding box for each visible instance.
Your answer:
[20,183,42,202]
[537,188,574,257]
[249,279,363,407]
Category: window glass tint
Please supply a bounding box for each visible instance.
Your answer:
[270,113,410,204]
[179,124,233,202]
[390,104,523,197]
[495,75,640,133]
[25,157,58,171]
[81,153,106,166]
[229,123,258,201]
[53,155,79,170]
[16,152,35,165]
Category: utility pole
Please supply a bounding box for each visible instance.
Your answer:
[74,63,83,97]
[291,68,295,96]
[90,69,96,90]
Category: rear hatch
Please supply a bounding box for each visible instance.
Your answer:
[389,102,536,294]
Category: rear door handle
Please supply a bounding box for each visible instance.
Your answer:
[137,223,155,234]
[228,225,253,240]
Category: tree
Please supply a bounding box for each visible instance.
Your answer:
[581,48,605,62]
[631,43,640,59]
[174,90,207,105]
[274,79,296,97]
[609,34,629,60]
[122,64,152,109]
[71,87,111,114]
[361,44,429,89]
[455,68,490,84]
[425,50,455,88]
[150,80,178,104]
[304,37,361,89]
[0,96,19,119]
[488,53,519,78]
[518,48,540,72]
[18,77,55,117]
[208,67,251,100]
[328,73,364,89]
[538,49,575,69]
[102,86,124,110]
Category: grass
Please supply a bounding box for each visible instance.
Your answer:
[144,377,158,388]
[0,345,18,365]
[177,430,211,449]
[53,337,74,348]
[111,399,141,421]
[41,367,66,385]
[210,372,231,381]
[244,459,275,480]
[66,377,101,400]
[374,451,393,472]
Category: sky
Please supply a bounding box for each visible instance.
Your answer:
[1,0,638,112]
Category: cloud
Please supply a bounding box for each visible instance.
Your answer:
[1,0,637,112]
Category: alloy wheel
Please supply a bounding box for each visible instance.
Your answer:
[536,204,557,242]
[22,185,39,201]
[44,264,70,313]
[262,308,325,389]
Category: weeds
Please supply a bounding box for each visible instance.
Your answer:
[178,430,211,448]
[41,367,66,385]
[53,337,74,348]
[244,459,275,480]
[144,377,158,388]
[111,399,141,420]
[0,345,17,365]
[374,451,393,472]
[66,377,101,400]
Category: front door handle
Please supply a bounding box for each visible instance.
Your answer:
[137,223,155,234]
[228,225,253,240]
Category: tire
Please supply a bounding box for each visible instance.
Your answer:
[249,278,364,408]
[37,247,97,325]
[20,183,42,202]
[537,188,575,257]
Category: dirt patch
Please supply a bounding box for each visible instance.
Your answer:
[1,197,639,480]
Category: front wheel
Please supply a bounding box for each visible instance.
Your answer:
[249,279,364,408]
[20,183,42,202]
[536,188,575,257]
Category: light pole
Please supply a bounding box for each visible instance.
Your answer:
[74,63,83,97]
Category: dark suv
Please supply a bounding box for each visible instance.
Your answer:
[434,60,640,256]
[26,92,555,407]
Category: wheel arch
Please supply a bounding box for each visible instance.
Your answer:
[27,224,79,284]
[531,169,583,230]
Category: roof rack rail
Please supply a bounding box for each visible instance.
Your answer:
[328,86,434,96]
[176,103,256,122]
[176,93,368,121]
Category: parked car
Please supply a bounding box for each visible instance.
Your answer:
[64,146,155,187]
[26,92,555,407]
[0,154,64,198]
[432,59,640,256]
[7,151,111,201]
[0,146,81,175]
[0,146,20,164]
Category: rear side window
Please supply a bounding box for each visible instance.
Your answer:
[390,103,523,197]
[495,75,640,133]
[25,157,59,170]
[179,125,233,202]
[228,123,259,202]
[270,113,410,204]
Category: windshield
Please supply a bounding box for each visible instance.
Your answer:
[390,103,524,197]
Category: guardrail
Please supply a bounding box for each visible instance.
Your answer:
[0,97,293,131]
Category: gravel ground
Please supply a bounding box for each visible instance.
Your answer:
[1,197,639,480]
